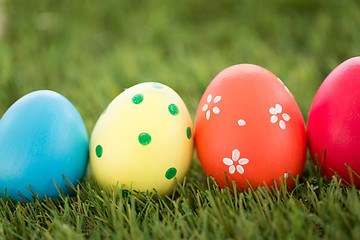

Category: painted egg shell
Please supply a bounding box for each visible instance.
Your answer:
[195,64,307,190]
[0,90,89,201]
[308,57,360,187]
[90,82,194,195]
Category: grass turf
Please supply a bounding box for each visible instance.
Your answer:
[1,0,360,239]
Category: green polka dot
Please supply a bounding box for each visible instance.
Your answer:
[186,127,192,139]
[165,167,177,180]
[96,145,103,158]
[168,104,179,116]
[153,82,164,89]
[122,189,130,197]
[138,133,151,145]
[132,94,144,104]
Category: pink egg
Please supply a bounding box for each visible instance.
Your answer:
[308,57,360,187]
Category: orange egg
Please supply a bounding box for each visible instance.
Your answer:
[195,64,307,190]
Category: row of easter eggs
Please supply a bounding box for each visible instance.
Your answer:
[1,57,360,201]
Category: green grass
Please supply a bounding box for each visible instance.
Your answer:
[1,172,360,239]
[1,0,360,238]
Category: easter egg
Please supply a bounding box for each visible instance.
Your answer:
[0,90,89,201]
[90,82,194,195]
[195,64,307,190]
[308,57,360,187]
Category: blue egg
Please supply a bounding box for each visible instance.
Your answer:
[0,90,89,201]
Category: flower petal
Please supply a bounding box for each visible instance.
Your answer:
[213,106,220,114]
[223,158,233,166]
[238,158,249,165]
[229,165,235,174]
[213,96,222,103]
[269,107,277,115]
[206,110,210,120]
[282,113,290,121]
[284,173,289,179]
[236,165,244,174]
[278,78,284,85]
[279,120,286,130]
[232,149,240,161]
[271,115,278,123]
[202,104,208,111]
[275,104,282,113]
[207,94,212,103]
[238,119,246,126]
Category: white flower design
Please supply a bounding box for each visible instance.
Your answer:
[202,94,221,120]
[284,172,289,179]
[269,104,290,130]
[238,119,246,126]
[222,149,249,174]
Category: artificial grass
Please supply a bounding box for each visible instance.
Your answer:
[1,168,360,239]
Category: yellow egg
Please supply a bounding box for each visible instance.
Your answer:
[90,82,194,195]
